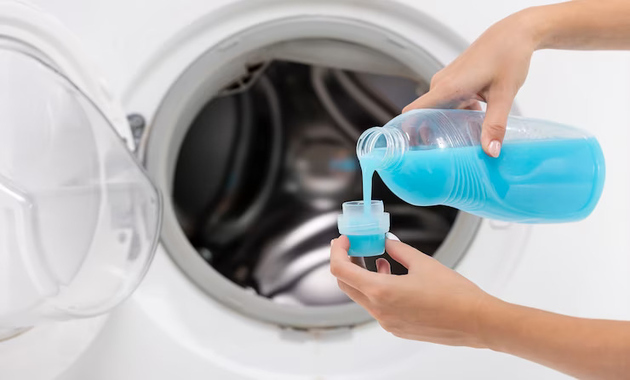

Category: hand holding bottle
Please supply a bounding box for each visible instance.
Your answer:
[404,1,630,158]
[403,10,536,157]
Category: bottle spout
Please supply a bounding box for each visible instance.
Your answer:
[357,127,385,159]
[356,127,408,170]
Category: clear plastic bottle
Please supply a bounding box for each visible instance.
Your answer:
[357,109,606,223]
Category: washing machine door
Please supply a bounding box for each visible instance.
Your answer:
[0,1,161,330]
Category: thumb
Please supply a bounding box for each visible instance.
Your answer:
[384,239,424,269]
[481,91,513,158]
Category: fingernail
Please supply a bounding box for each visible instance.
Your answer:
[488,140,501,158]
[376,259,385,271]
[385,232,400,241]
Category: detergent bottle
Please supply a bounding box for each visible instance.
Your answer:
[355,109,605,224]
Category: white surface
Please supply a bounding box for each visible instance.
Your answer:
[4,0,630,379]
[0,0,134,149]
[0,317,107,380]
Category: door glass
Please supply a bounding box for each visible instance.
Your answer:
[0,40,161,328]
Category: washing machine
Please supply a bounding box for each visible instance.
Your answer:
[1,0,630,379]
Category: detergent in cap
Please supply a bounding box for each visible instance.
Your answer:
[337,200,390,257]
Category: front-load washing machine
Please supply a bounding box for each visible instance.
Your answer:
[1,0,629,379]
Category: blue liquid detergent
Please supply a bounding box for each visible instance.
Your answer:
[339,154,385,256]
[372,137,605,223]
[338,150,389,256]
[360,153,381,214]
[338,199,390,257]
[346,233,387,257]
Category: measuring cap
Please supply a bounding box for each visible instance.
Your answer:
[337,200,390,257]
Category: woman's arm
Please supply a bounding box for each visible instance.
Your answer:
[480,298,630,379]
[404,0,630,157]
[534,0,630,50]
[330,237,630,380]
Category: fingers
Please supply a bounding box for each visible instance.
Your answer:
[330,236,383,290]
[376,258,391,274]
[337,279,371,308]
[332,235,350,251]
[384,239,423,269]
[481,90,514,158]
[402,86,454,113]
[464,100,482,111]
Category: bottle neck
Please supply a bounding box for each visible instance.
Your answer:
[356,126,408,170]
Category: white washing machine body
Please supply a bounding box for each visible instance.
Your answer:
[1,0,629,379]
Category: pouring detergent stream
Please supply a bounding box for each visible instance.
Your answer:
[337,149,389,257]
[360,149,384,214]
[338,109,606,257]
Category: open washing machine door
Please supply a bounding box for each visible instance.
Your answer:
[0,0,161,336]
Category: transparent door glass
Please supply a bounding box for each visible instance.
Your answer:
[0,40,161,328]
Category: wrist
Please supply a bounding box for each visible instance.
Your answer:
[473,294,512,351]
[512,5,555,51]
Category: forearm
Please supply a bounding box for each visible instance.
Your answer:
[521,0,630,51]
[479,297,630,379]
